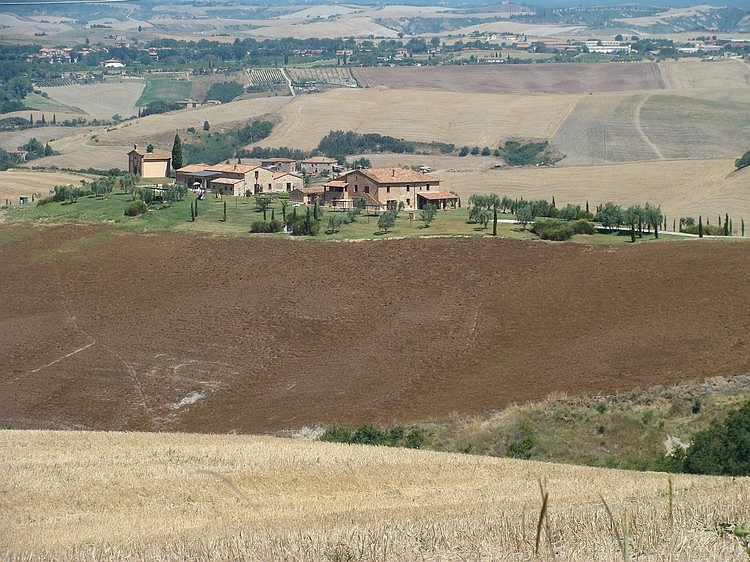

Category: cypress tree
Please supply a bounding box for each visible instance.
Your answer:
[171,134,183,172]
[492,205,497,236]
[194,198,198,217]
[223,200,227,222]
[190,201,195,221]
[52,113,56,124]
[725,213,730,236]
[698,215,703,238]
[742,218,745,237]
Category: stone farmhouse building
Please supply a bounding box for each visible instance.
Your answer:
[322,167,456,210]
[127,145,171,178]
[174,163,303,196]
[261,157,296,173]
[300,156,338,176]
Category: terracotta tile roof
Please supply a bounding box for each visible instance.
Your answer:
[357,167,439,184]
[273,171,302,179]
[324,180,348,188]
[176,164,210,173]
[297,186,325,194]
[207,163,259,174]
[211,177,243,184]
[302,156,337,163]
[262,157,296,163]
[417,191,457,200]
[142,152,171,161]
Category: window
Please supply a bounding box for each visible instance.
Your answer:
[365,185,370,194]
[386,186,391,193]
[286,182,291,191]
[406,198,411,206]
[354,186,358,192]
[406,185,410,192]
[426,184,430,191]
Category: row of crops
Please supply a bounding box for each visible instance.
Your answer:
[247,68,286,86]
[287,67,357,88]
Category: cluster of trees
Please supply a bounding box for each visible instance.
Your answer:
[138,100,182,117]
[678,214,743,238]
[250,198,322,236]
[736,150,750,170]
[457,140,560,166]
[183,119,274,165]
[317,130,415,161]
[663,398,750,476]
[204,81,244,104]
[18,137,55,160]
[319,424,424,449]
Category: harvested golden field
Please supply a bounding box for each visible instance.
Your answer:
[262,87,577,151]
[437,158,750,222]
[3,429,750,561]
[36,78,146,121]
[1,224,749,434]
[352,62,666,94]
[0,169,95,204]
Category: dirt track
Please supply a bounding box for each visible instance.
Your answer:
[1,224,749,434]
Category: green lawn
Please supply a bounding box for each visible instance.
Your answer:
[3,191,663,247]
[136,77,193,106]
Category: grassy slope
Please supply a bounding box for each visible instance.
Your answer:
[135,76,193,107]
[3,429,750,561]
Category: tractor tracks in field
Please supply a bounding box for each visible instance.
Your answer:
[634,93,665,160]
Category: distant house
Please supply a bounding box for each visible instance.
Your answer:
[300,156,338,176]
[127,145,171,178]
[174,162,278,195]
[271,171,303,193]
[101,59,125,68]
[261,157,296,173]
[210,176,245,197]
[323,167,454,210]
[290,186,325,206]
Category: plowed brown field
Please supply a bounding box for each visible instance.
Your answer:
[1,224,749,434]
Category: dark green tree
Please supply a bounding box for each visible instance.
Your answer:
[171,133,183,171]
[698,215,703,238]
[420,203,438,228]
[683,399,750,475]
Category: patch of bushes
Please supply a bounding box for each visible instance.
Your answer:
[531,218,595,241]
[319,424,424,449]
[124,200,148,217]
[250,219,283,233]
[499,140,559,166]
[680,398,750,476]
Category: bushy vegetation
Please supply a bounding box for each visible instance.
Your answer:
[124,200,148,216]
[319,424,424,449]
[679,398,750,476]
[499,140,559,166]
[184,120,274,164]
[532,218,595,240]
[735,150,750,170]
[318,130,415,160]
[139,100,182,117]
[250,219,283,233]
[204,81,244,103]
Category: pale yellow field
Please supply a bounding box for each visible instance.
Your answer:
[435,158,750,222]
[2,430,749,561]
[0,169,94,204]
[260,88,579,151]
[39,78,145,121]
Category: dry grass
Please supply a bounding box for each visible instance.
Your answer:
[434,158,750,222]
[0,169,95,204]
[2,429,749,561]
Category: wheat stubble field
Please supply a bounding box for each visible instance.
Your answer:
[3,430,749,561]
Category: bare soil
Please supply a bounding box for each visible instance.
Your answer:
[1,223,748,434]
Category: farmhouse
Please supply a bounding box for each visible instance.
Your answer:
[323,167,455,210]
[127,145,171,178]
[290,185,325,206]
[261,157,296,173]
[271,171,304,193]
[174,162,302,195]
[299,156,338,176]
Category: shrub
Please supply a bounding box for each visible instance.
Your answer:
[250,219,283,233]
[531,218,574,241]
[682,398,750,476]
[351,425,389,446]
[571,219,596,235]
[124,200,148,216]
[319,425,353,443]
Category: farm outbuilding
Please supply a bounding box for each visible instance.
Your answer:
[127,145,171,179]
